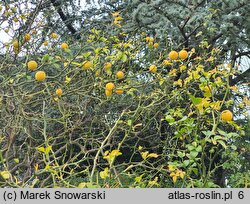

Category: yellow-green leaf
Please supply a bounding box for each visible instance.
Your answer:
[100,167,109,179]
[0,171,11,180]
[147,153,158,158]
[37,147,45,153]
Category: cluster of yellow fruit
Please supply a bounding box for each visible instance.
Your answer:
[148,50,189,73]
[27,60,63,97]
[27,60,46,81]
[145,36,159,48]
[101,62,125,96]
[169,50,189,60]
[12,33,31,53]
[103,69,125,96]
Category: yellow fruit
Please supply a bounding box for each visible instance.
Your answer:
[95,70,101,77]
[115,89,124,95]
[148,42,153,47]
[149,37,154,42]
[153,43,159,49]
[24,33,31,41]
[27,60,38,71]
[169,50,178,60]
[221,110,233,122]
[179,50,188,60]
[106,82,115,91]
[50,32,57,39]
[105,89,112,97]
[43,41,48,46]
[56,88,63,97]
[145,37,154,42]
[35,71,46,81]
[116,71,125,79]
[61,42,69,49]
[13,40,19,48]
[104,62,112,70]
[149,65,157,73]
[83,61,93,70]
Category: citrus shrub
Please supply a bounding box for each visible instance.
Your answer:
[0,13,248,188]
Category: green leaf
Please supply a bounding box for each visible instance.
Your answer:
[53,63,60,69]
[231,145,237,150]
[217,140,227,149]
[116,50,123,60]
[82,52,92,58]
[214,135,224,141]
[186,144,195,151]
[217,129,227,136]
[177,151,185,158]
[165,115,175,124]
[189,94,202,105]
[121,53,128,62]
[196,145,202,152]
[190,150,198,159]
[183,160,190,167]
[42,54,50,62]
[179,116,188,122]
[127,120,132,127]
[192,168,198,175]
[202,131,213,137]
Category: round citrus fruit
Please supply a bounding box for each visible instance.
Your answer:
[43,41,48,46]
[105,89,112,97]
[24,34,31,41]
[116,71,125,79]
[149,37,154,43]
[221,110,233,121]
[179,50,188,60]
[169,50,178,60]
[61,43,69,49]
[149,65,157,73]
[104,62,112,70]
[115,89,124,95]
[50,32,57,39]
[153,43,159,49]
[56,88,63,97]
[35,71,46,81]
[83,61,93,70]
[106,82,115,91]
[27,60,38,71]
